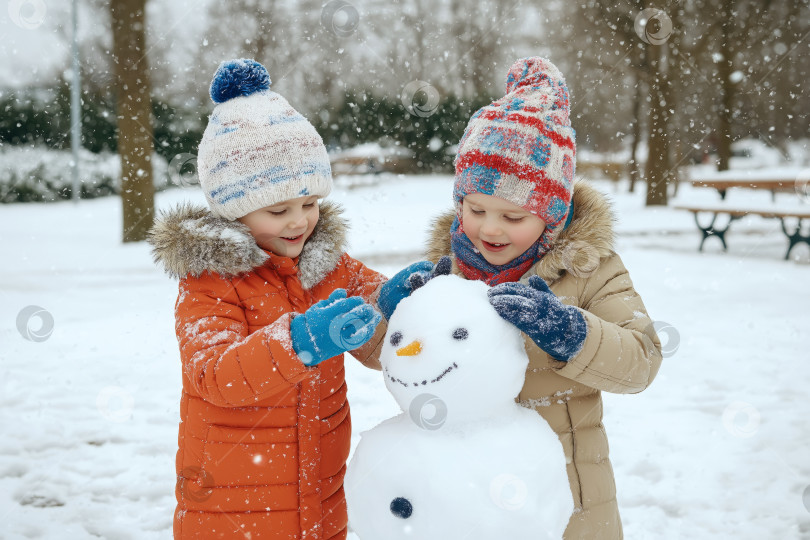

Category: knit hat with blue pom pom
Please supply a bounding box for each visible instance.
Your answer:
[197,59,332,220]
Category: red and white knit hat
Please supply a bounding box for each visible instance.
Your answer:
[453,57,576,248]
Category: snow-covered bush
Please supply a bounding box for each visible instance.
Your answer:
[729,138,786,169]
[0,145,170,203]
[785,139,810,166]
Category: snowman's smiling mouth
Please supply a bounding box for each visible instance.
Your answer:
[384,362,459,388]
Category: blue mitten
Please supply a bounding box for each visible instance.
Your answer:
[377,260,435,320]
[487,276,587,362]
[291,289,382,366]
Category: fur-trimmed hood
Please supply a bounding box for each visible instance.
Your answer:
[147,200,348,289]
[426,181,616,282]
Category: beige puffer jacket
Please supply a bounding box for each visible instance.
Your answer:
[426,181,663,539]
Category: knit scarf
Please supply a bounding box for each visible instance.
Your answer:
[450,217,545,286]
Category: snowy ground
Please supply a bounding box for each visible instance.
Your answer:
[1,173,809,539]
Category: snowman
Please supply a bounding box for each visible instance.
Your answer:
[345,272,573,540]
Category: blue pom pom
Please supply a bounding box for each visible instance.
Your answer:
[209,59,271,104]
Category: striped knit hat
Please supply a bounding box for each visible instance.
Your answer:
[197,59,332,220]
[454,57,576,249]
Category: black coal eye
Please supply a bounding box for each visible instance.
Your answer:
[452,328,468,340]
[390,497,413,519]
[390,331,403,347]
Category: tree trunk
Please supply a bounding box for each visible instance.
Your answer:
[468,3,497,99]
[414,0,426,81]
[450,0,467,97]
[716,0,734,172]
[644,41,671,206]
[628,70,643,193]
[251,1,271,63]
[625,0,646,194]
[111,0,154,243]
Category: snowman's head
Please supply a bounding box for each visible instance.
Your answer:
[381,274,529,426]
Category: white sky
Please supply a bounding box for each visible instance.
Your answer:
[0,0,212,89]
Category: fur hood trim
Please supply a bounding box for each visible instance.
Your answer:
[147,200,348,289]
[426,181,616,282]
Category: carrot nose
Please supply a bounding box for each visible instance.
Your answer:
[396,340,422,357]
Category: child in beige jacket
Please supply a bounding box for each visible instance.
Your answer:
[379,57,663,539]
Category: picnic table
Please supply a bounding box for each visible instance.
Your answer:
[687,176,796,200]
[676,167,810,259]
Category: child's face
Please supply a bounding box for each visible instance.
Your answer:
[237,195,320,258]
[461,193,546,266]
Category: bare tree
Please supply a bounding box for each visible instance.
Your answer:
[110,0,154,242]
[628,47,645,194]
[563,1,649,190]
[185,0,808,186]
[643,33,673,206]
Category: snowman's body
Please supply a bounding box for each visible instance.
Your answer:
[346,275,573,540]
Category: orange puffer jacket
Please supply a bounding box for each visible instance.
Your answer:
[149,202,387,539]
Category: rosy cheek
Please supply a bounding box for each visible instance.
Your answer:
[462,218,480,237]
[510,227,541,247]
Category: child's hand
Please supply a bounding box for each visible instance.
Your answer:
[377,260,435,319]
[406,255,452,291]
[291,289,382,366]
[377,256,453,319]
[487,276,587,362]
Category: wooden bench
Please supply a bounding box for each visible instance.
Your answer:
[330,155,382,176]
[688,178,796,200]
[330,154,420,176]
[674,205,810,259]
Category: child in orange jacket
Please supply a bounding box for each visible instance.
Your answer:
[149,59,387,540]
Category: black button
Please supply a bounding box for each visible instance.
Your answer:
[390,497,413,519]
